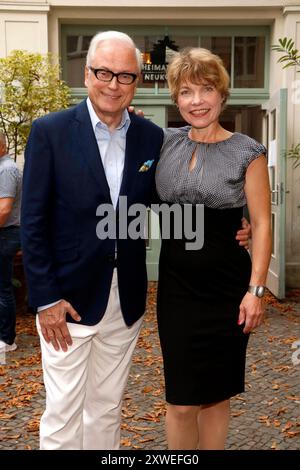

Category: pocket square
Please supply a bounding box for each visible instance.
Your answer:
[138,160,154,172]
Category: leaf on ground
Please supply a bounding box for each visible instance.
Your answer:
[234,396,246,402]
[122,410,135,419]
[279,337,298,345]
[273,419,281,427]
[13,354,41,366]
[17,370,42,379]
[276,407,287,415]
[123,394,132,400]
[142,386,153,394]
[285,395,300,401]
[139,437,155,443]
[281,421,293,432]
[130,426,150,431]
[132,356,143,364]
[0,412,17,419]
[138,413,161,423]
[286,430,300,438]
[120,438,132,447]
[273,365,291,372]
[26,419,40,432]
[259,416,271,427]
[231,410,246,417]
[267,335,279,343]
[265,292,295,313]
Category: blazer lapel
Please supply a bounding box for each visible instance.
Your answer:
[119,116,141,199]
[73,100,111,201]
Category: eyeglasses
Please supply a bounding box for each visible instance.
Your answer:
[88,67,138,85]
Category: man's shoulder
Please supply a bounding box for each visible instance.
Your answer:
[0,156,20,177]
[0,155,17,169]
[32,101,84,129]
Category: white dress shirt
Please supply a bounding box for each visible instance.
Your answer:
[87,97,130,208]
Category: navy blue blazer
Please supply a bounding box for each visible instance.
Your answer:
[21,100,164,326]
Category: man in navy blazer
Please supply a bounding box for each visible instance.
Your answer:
[21,31,163,450]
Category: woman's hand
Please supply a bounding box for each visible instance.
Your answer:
[238,292,264,334]
[236,217,251,249]
[127,106,145,117]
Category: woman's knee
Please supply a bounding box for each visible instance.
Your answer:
[167,404,199,421]
[200,399,230,412]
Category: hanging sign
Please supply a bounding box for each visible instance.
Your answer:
[142,64,167,82]
[142,36,179,82]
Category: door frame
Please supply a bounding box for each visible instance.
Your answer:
[262,88,287,299]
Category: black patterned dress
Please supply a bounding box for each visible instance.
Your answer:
[155,128,266,405]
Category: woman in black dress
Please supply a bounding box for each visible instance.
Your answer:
[155,48,271,449]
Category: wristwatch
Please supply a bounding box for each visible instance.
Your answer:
[248,285,266,298]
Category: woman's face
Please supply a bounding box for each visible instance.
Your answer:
[177,80,224,129]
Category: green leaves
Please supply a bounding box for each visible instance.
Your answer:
[0,50,71,160]
[271,37,300,70]
[285,143,300,169]
[272,38,300,170]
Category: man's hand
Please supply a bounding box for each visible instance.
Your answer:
[38,300,81,352]
[236,217,251,249]
[128,106,145,117]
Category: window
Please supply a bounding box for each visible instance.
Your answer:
[62,26,268,91]
[66,35,92,87]
[201,37,231,76]
[234,37,265,88]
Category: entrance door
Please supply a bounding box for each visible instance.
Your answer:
[262,89,287,298]
[133,105,167,280]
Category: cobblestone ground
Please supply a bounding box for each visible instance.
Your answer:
[0,285,299,450]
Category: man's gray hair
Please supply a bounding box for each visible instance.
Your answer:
[86,30,143,72]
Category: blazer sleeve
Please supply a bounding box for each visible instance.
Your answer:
[21,119,62,308]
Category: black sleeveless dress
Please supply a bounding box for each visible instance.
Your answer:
[155,129,266,405]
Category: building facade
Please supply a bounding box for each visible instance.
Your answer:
[1,0,300,296]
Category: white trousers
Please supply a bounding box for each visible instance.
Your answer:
[37,270,143,450]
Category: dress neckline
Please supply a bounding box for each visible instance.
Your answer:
[187,129,237,145]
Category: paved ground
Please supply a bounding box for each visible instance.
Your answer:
[0,284,299,450]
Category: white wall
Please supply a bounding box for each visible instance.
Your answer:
[0,8,49,56]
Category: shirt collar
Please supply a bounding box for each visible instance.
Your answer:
[86,97,130,133]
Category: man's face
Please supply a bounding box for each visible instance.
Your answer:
[84,40,140,128]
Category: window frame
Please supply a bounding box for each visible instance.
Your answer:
[61,24,270,104]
